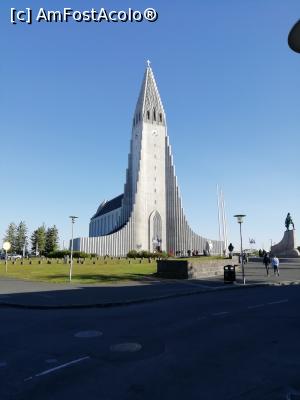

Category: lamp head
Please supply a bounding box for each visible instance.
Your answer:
[3,241,11,251]
[288,20,300,53]
[234,214,246,223]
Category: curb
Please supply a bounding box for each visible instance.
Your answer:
[0,281,287,310]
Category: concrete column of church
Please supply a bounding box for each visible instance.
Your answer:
[178,201,182,254]
[172,178,176,254]
[185,218,189,253]
[175,186,179,254]
[121,226,124,256]
[166,148,171,253]
[183,217,187,254]
[178,202,182,254]
[173,172,176,253]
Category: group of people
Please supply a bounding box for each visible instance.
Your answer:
[263,253,280,276]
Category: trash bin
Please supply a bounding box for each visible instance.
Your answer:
[224,265,236,283]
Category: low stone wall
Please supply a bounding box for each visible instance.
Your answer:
[157,257,239,279]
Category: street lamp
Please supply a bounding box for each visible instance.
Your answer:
[234,214,246,285]
[3,241,11,273]
[69,216,78,282]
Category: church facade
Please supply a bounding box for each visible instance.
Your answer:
[73,64,223,256]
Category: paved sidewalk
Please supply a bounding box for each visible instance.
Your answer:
[0,261,299,309]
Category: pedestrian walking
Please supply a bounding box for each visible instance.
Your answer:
[271,255,280,276]
[263,253,270,276]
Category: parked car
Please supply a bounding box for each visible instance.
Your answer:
[7,254,22,260]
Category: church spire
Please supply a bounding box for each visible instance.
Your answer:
[133,62,166,126]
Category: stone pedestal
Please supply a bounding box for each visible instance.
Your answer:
[270,229,300,258]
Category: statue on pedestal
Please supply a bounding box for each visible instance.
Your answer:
[270,213,299,258]
[285,213,295,230]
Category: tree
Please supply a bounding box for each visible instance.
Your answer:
[31,224,46,255]
[45,225,59,255]
[3,223,17,253]
[15,221,28,255]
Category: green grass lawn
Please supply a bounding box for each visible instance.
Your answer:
[0,258,157,284]
[0,255,228,284]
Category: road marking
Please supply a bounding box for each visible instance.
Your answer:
[24,356,90,381]
[268,299,288,305]
[212,311,229,316]
[248,304,266,309]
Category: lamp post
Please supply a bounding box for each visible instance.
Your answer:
[234,214,246,285]
[69,216,78,282]
[3,241,11,273]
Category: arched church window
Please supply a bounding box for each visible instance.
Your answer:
[159,113,163,122]
[147,111,150,120]
[153,109,156,121]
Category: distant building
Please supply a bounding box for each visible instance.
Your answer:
[73,64,223,256]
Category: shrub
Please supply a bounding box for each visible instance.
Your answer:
[47,250,90,259]
[157,251,168,259]
[127,250,168,259]
[127,250,138,258]
[140,250,151,258]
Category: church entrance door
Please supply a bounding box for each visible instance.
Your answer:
[149,211,162,252]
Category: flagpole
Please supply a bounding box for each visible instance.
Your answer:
[221,190,228,255]
[216,184,222,255]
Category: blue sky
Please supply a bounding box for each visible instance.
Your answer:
[1,0,299,251]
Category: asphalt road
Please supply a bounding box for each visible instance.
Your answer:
[1,284,300,399]
[1,261,300,307]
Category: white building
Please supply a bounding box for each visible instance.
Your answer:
[73,63,223,256]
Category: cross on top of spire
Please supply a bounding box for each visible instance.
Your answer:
[146,60,151,68]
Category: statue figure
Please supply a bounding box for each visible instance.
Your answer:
[285,213,295,230]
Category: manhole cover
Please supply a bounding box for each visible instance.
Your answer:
[74,330,103,338]
[110,342,142,352]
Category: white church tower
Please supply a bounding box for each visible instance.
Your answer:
[73,63,223,256]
